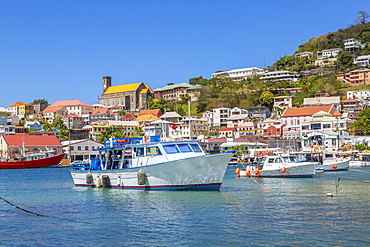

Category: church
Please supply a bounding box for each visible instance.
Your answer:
[98,76,153,113]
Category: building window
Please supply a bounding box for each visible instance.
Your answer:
[85,146,89,151]
[78,146,81,151]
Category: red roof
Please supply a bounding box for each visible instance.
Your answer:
[92,108,113,115]
[281,105,333,118]
[139,109,162,117]
[219,127,234,132]
[2,135,62,146]
[8,102,31,107]
[49,100,92,107]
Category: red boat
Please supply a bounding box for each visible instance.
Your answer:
[0,153,66,169]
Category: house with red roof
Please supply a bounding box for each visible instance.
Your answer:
[138,109,163,117]
[341,98,361,113]
[280,105,336,139]
[7,101,34,118]
[90,107,116,124]
[219,127,235,138]
[0,135,62,159]
[43,100,93,123]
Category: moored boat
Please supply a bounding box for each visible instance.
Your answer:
[350,153,370,167]
[235,154,317,178]
[70,138,234,191]
[0,153,66,169]
[310,153,350,171]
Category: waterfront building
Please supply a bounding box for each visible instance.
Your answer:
[153,82,203,101]
[98,76,153,113]
[211,67,266,81]
[263,123,284,138]
[61,139,104,162]
[301,130,350,152]
[0,135,62,159]
[280,105,336,139]
[260,70,299,82]
[300,111,351,139]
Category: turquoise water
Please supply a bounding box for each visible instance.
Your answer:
[1,166,370,246]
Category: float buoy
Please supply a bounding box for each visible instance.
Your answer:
[332,164,338,169]
[117,176,122,186]
[327,193,334,197]
[281,167,287,173]
[102,175,111,187]
[254,169,260,175]
[246,170,251,176]
[86,173,93,184]
[137,168,147,185]
[235,168,240,175]
[96,176,101,188]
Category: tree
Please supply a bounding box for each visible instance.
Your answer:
[259,91,274,108]
[354,11,369,25]
[352,109,370,135]
[31,99,48,105]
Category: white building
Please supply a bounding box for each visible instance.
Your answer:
[316,48,342,59]
[61,139,104,162]
[273,96,293,114]
[347,89,370,103]
[260,70,299,82]
[212,107,231,127]
[211,67,266,81]
[344,38,365,53]
[354,55,370,67]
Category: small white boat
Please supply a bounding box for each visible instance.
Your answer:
[311,153,350,171]
[235,155,317,178]
[350,153,370,167]
[70,138,234,191]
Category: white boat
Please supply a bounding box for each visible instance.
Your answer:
[70,138,234,191]
[235,155,317,178]
[311,153,350,171]
[350,153,370,167]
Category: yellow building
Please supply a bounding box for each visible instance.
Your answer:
[98,76,153,113]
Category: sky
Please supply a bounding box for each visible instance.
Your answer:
[0,0,369,107]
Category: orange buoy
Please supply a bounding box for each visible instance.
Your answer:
[246,170,251,176]
[332,164,338,169]
[281,167,287,173]
[235,168,240,175]
[254,169,260,175]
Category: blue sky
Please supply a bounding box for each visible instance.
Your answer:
[0,0,369,107]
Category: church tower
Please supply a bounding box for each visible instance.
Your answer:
[102,76,112,93]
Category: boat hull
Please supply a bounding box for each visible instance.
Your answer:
[317,158,350,171]
[238,162,317,178]
[70,152,233,191]
[0,153,65,169]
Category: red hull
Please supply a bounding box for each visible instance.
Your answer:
[0,153,66,169]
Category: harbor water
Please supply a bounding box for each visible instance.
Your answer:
[1,166,370,246]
